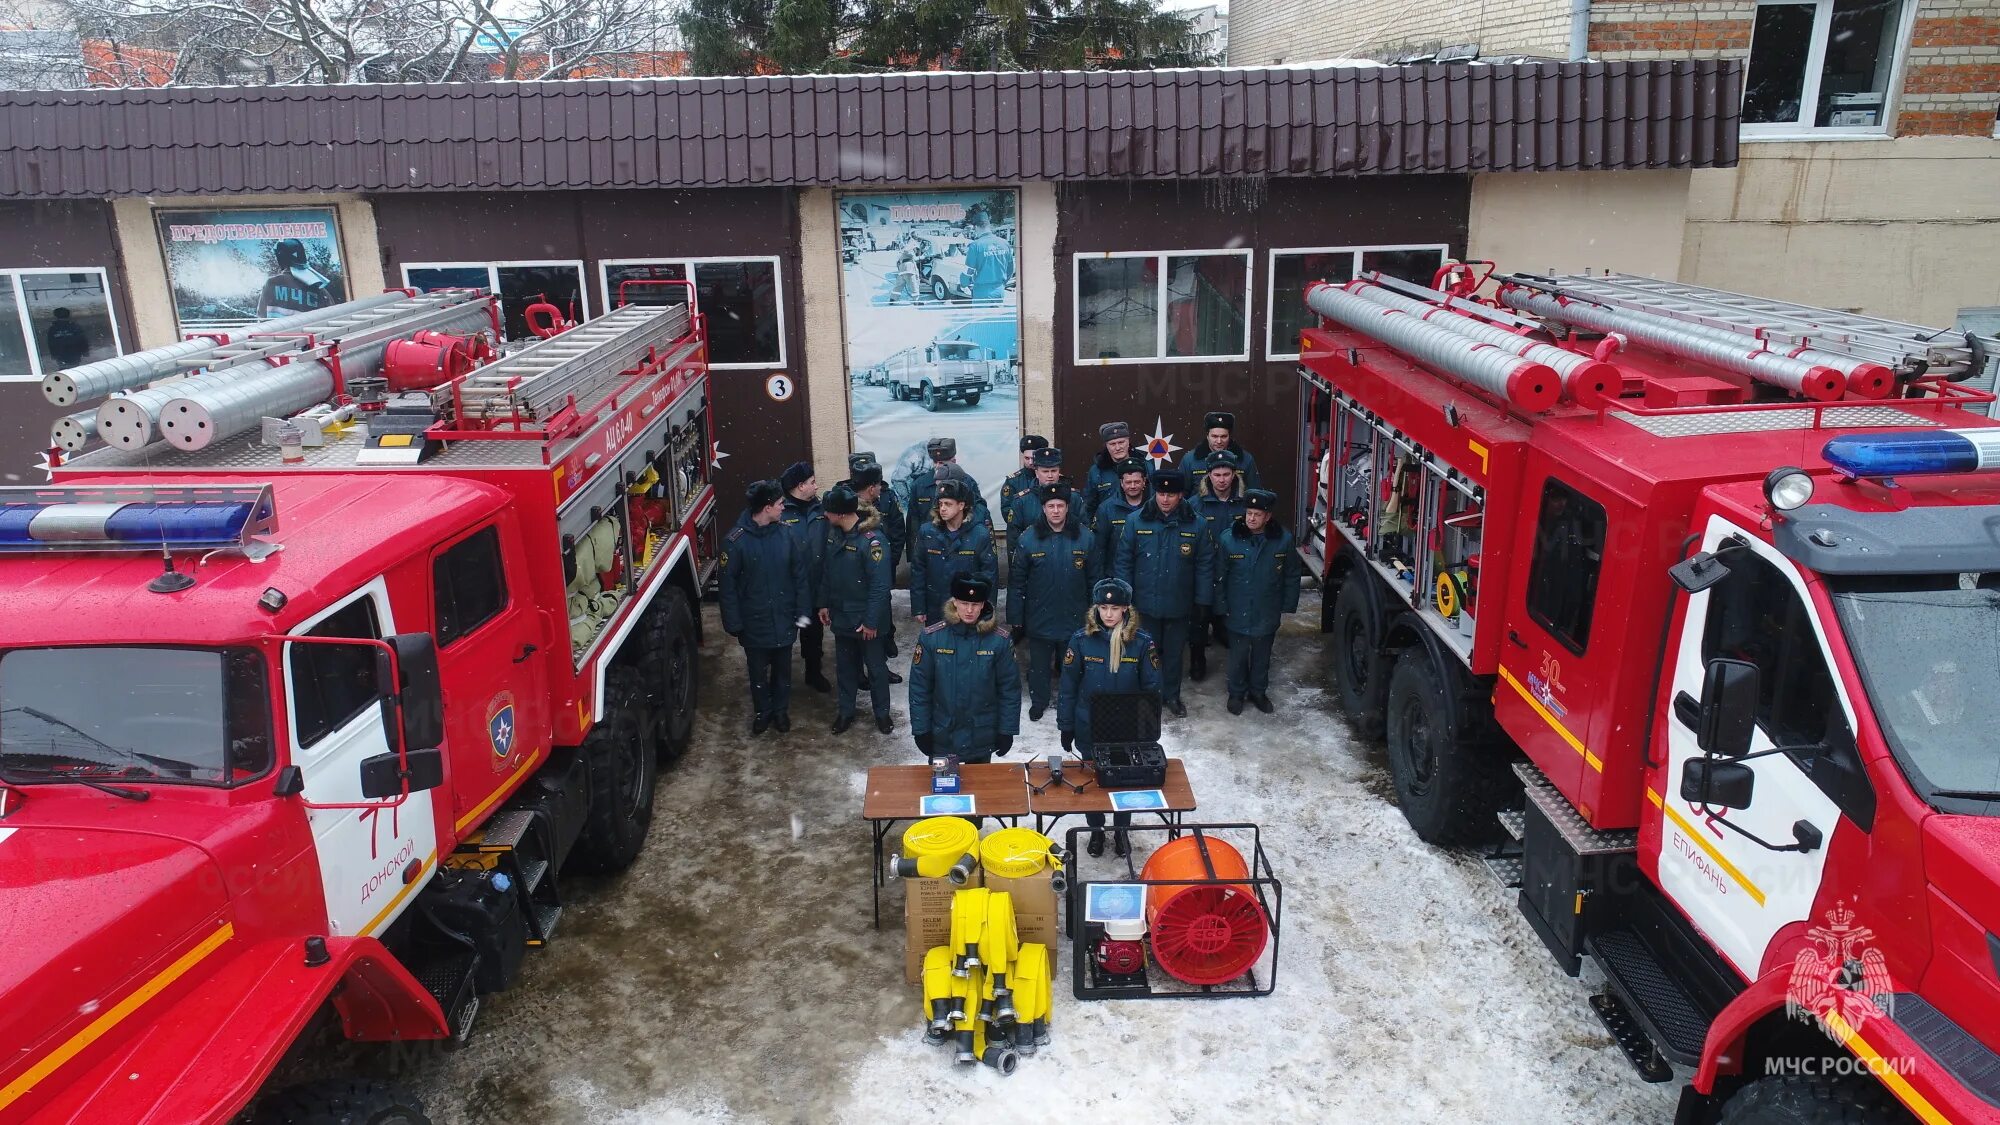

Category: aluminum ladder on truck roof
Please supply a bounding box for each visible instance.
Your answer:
[452,303,693,427]
[1522,273,1986,381]
[181,290,493,374]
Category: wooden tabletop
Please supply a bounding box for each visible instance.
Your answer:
[861,762,1033,820]
[1025,758,1193,816]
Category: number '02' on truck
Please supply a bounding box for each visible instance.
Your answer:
[0,286,715,1123]
[1296,267,2000,1124]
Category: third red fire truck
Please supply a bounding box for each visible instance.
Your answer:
[1296,266,2000,1123]
[0,282,717,1122]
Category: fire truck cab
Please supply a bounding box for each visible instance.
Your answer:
[1298,270,2000,1123]
[0,291,714,1123]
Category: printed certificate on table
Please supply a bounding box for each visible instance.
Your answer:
[1107,789,1167,812]
[919,793,976,816]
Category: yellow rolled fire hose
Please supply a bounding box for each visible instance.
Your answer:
[892,816,980,884]
[950,886,991,975]
[1010,942,1053,1055]
[978,827,1069,892]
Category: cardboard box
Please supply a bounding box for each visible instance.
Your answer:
[982,869,1058,917]
[902,873,975,983]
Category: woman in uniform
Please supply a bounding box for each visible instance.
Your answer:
[1057,578,1161,856]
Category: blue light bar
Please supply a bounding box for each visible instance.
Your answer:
[0,484,277,554]
[1823,428,2000,479]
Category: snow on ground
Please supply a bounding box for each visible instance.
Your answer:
[342,590,1681,1123]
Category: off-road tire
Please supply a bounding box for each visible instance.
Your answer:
[252,1079,430,1125]
[1383,646,1512,845]
[1330,574,1388,738]
[922,385,941,412]
[638,586,699,765]
[1716,1074,1911,1125]
[964,392,981,407]
[567,666,658,874]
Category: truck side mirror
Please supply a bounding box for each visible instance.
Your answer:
[1681,757,1756,810]
[387,632,444,751]
[359,746,445,799]
[1698,658,1759,758]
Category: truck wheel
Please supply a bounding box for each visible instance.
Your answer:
[922,385,941,412]
[641,587,699,765]
[1716,1074,1908,1125]
[1330,576,1388,738]
[963,392,981,407]
[568,666,658,874]
[890,383,904,401]
[252,1079,431,1125]
[1383,647,1511,845]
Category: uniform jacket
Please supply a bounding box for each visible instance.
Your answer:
[844,481,908,567]
[1092,491,1148,577]
[1213,517,1302,637]
[1006,519,1101,642]
[780,493,827,585]
[1082,450,1126,522]
[907,466,990,530]
[718,511,810,649]
[910,517,997,621]
[999,467,1036,544]
[909,614,1021,759]
[1056,620,1161,750]
[1180,442,1262,492]
[1193,474,1248,556]
[1115,499,1213,620]
[818,508,893,634]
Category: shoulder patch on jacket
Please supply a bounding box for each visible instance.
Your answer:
[922,621,950,634]
[725,527,744,542]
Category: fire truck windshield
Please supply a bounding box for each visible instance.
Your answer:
[1829,573,2000,811]
[0,646,272,788]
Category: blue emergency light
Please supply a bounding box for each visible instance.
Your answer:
[1822,428,2000,479]
[0,484,277,554]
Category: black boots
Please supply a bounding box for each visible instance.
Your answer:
[1086,829,1106,857]
[832,714,855,734]
[1165,699,1187,718]
[805,671,832,693]
[752,714,770,734]
[774,711,792,733]
[1029,702,1046,722]
[1188,648,1207,682]
[1252,694,1274,714]
[1227,695,1245,715]
[876,714,895,734]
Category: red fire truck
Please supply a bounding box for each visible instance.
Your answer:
[1296,267,2000,1123]
[0,284,718,1123]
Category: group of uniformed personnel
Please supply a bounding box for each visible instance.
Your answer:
[717,409,1303,850]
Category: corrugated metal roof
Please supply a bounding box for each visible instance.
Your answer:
[0,62,1739,199]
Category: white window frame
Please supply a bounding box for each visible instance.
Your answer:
[0,266,123,383]
[1072,248,1252,366]
[597,255,788,370]
[1740,0,1919,140]
[399,259,592,325]
[1265,244,1451,360]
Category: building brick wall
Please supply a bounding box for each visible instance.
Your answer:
[1233,0,1995,136]
[1228,0,1574,66]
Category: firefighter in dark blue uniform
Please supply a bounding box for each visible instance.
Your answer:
[998,435,1048,550]
[1114,469,1211,717]
[718,480,812,734]
[1004,447,1066,541]
[909,575,1020,764]
[845,453,908,674]
[1187,448,1248,683]
[1007,481,1100,721]
[1214,488,1302,715]
[1179,410,1262,493]
[1091,457,1150,578]
[1057,578,1161,856]
[908,437,990,531]
[910,476,996,625]
[818,484,896,734]
[779,461,832,694]
[1082,421,1133,522]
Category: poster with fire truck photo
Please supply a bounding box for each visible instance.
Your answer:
[836,189,1021,517]
[155,207,348,335]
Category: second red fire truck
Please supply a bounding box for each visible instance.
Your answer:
[0,284,718,1123]
[1296,266,1999,1123]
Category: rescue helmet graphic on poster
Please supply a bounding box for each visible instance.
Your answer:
[156,207,348,334]
[837,190,1022,522]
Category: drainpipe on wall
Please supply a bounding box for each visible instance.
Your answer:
[1569,0,1590,60]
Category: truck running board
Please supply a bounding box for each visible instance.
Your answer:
[1588,922,1716,1073]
